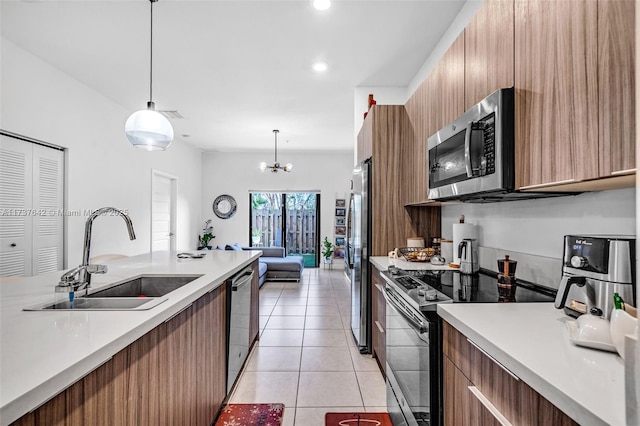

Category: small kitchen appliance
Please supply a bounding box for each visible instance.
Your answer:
[457,238,479,274]
[554,235,636,320]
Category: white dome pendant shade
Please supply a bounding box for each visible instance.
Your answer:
[125,0,174,151]
[125,102,174,151]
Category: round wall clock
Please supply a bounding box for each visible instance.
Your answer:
[212,194,237,219]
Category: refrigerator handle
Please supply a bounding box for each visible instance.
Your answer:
[346,193,354,268]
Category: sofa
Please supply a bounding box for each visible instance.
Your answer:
[222,244,304,286]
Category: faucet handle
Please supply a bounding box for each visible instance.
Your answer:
[86,264,108,274]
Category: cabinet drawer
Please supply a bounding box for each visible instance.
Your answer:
[443,321,578,426]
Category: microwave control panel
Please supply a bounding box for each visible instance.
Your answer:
[470,113,495,176]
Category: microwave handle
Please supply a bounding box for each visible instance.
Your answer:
[464,121,474,177]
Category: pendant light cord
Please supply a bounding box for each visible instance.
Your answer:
[149,0,155,105]
[273,130,279,163]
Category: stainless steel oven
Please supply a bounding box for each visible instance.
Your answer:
[381,268,556,426]
[383,281,440,426]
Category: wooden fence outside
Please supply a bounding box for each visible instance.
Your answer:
[252,208,317,254]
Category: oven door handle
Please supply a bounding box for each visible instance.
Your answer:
[382,284,428,334]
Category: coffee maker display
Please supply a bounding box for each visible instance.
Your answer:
[554,235,636,319]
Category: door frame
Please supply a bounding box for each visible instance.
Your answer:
[150,169,177,253]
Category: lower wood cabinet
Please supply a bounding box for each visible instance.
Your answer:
[442,321,577,426]
[12,285,227,426]
[371,267,386,376]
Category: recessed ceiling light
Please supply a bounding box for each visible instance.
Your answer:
[313,61,328,72]
[313,0,331,11]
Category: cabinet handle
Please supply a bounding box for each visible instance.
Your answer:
[375,283,383,292]
[374,320,384,333]
[611,168,636,176]
[467,338,519,381]
[468,386,513,426]
[519,179,575,190]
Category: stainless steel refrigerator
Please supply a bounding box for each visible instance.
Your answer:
[346,158,371,354]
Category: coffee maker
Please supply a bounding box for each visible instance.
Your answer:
[554,235,636,319]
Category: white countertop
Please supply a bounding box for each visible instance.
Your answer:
[437,303,626,426]
[0,250,260,425]
[370,256,455,271]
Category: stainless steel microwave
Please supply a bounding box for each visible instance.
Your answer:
[427,88,514,201]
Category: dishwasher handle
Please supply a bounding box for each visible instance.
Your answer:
[231,267,254,291]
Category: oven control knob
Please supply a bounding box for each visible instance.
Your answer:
[570,256,588,268]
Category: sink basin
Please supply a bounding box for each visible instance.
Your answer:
[24,297,167,311]
[23,275,202,311]
[86,274,203,298]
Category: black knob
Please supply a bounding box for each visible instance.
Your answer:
[10,243,16,247]
[589,307,603,316]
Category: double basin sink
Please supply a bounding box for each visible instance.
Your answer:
[25,275,203,311]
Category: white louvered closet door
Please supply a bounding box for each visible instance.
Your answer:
[0,137,33,276]
[0,135,64,277]
[32,144,64,274]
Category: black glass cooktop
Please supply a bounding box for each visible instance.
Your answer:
[384,268,556,312]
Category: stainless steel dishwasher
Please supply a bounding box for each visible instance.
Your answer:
[226,265,254,393]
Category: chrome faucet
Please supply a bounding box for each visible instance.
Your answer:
[56,207,136,295]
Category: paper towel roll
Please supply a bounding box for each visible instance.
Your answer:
[452,223,478,264]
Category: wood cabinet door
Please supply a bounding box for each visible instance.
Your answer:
[598,0,635,177]
[515,0,598,189]
[432,34,465,132]
[357,110,374,163]
[403,79,429,205]
[464,0,515,109]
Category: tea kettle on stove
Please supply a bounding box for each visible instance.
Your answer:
[458,238,479,274]
[554,235,636,320]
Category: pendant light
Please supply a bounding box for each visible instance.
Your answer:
[259,130,293,173]
[124,0,174,151]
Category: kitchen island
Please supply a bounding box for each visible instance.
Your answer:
[438,303,626,426]
[0,250,261,425]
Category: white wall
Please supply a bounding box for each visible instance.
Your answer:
[1,38,203,265]
[201,151,353,256]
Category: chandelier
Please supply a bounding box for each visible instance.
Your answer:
[259,130,293,173]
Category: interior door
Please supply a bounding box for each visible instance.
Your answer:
[0,136,33,276]
[0,133,64,277]
[151,170,177,252]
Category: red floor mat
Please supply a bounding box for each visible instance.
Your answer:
[325,412,393,426]
[215,403,284,425]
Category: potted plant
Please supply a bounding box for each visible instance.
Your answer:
[251,228,262,245]
[322,236,334,263]
[198,219,215,250]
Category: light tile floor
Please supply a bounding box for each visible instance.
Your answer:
[229,268,387,426]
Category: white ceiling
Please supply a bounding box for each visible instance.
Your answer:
[1,0,466,153]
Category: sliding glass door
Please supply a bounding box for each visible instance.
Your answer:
[250,192,320,267]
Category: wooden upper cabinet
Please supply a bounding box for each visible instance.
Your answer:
[515,0,599,189]
[402,34,464,205]
[357,110,374,164]
[464,0,515,109]
[432,34,466,132]
[598,0,635,177]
